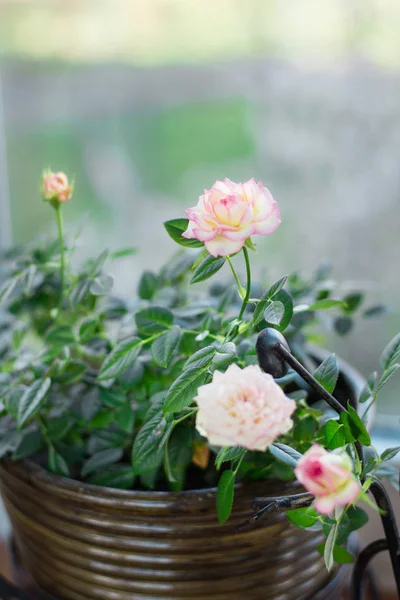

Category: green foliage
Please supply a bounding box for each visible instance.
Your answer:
[286,506,319,528]
[324,420,346,449]
[216,470,235,523]
[163,367,209,414]
[190,255,226,284]
[97,337,142,381]
[164,219,204,248]
[0,189,397,574]
[151,325,182,368]
[340,403,371,446]
[380,332,400,370]
[314,354,339,394]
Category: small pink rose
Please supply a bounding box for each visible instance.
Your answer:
[42,170,73,204]
[182,178,280,257]
[294,444,361,515]
[194,364,295,451]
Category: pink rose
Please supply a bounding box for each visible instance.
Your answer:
[194,364,295,451]
[182,178,280,257]
[294,444,361,515]
[42,170,73,204]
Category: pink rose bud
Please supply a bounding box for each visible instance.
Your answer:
[294,444,361,515]
[194,364,295,451]
[182,178,281,257]
[42,170,73,204]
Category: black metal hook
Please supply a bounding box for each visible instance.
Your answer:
[255,328,400,599]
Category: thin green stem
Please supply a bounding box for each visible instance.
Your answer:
[37,416,53,449]
[233,449,247,475]
[55,203,65,306]
[226,256,243,293]
[238,247,251,321]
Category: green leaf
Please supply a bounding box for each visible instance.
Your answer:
[115,403,136,434]
[163,367,209,414]
[132,409,173,475]
[269,290,293,332]
[361,455,377,478]
[138,271,158,300]
[190,254,226,284]
[293,415,318,442]
[88,465,135,490]
[334,316,353,336]
[217,470,235,524]
[215,446,246,470]
[286,507,319,528]
[13,430,45,460]
[363,305,388,318]
[18,378,51,426]
[97,336,142,381]
[135,306,173,335]
[317,543,354,565]
[337,507,368,542]
[314,354,339,394]
[87,429,126,454]
[252,296,270,326]
[377,363,400,391]
[244,238,256,251]
[380,332,400,370]
[45,325,76,346]
[359,372,377,404]
[184,346,216,370]
[151,325,182,368]
[87,249,110,275]
[308,299,345,310]
[381,446,400,462]
[164,426,193,490]
[263,301,284,326]
[81,448,123,478]
[269,443,301,467]
[89,408,116,429]
[213,342,236,368]
[340,403,371,446]
[55,360,87,385]
[98,387,127,408]
[110,247,137,259]
[161,251,199,283]
[343,293,363,314]
[268,275,288,299]
[324,420,346,449]
[0,275,20,307]
[324,521,338,571]
[79,318,99,344]
[48,447,70,477]
[46,415,73,441]
[164,219,204,248]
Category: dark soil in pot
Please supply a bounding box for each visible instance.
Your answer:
[0,351,366,600]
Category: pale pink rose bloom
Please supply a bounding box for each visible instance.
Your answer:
[294,444,361,515]
[182,178,281,257]
[194,364,295,451]
[42,170,73,203]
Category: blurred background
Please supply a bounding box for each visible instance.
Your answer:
[2,0,400,417]
[0,0,399,591]
[1,1,400,406]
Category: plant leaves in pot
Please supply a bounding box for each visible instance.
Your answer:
[0,172,398,600]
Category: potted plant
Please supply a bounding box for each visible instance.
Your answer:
[0,172,398,600]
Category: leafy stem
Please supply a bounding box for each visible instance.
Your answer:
[37,416,53,449]
[238,247,251,321]
[226,256,244,296]
[55,203,65,306]
[226,247,252,323]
